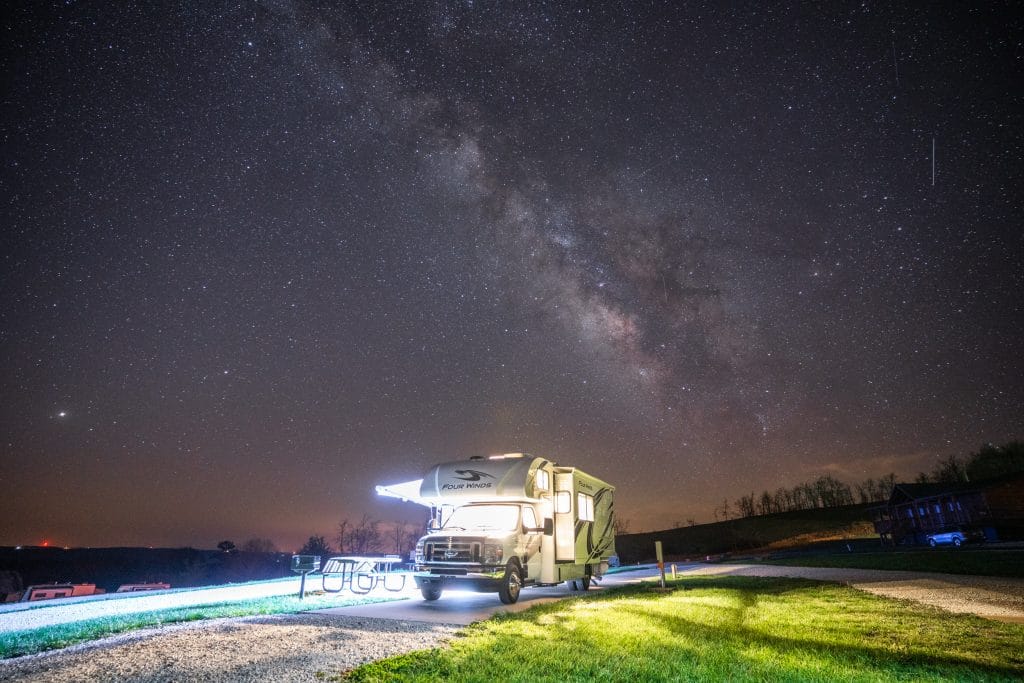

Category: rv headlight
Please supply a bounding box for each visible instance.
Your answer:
[481,544,503,565]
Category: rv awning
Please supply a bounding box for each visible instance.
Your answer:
[375,479,430,506]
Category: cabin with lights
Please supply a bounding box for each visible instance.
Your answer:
[872,473,1024,545]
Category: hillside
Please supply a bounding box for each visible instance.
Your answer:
[616,503,878,563]
[0,547,292,595]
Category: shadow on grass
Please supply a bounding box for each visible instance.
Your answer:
[581,577,1024,679]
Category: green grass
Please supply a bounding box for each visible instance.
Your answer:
[343,577,1024,682]
[755,549,1024,577]
[1,592,392,659]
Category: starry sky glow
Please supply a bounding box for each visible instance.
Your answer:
[2,1,1021,550]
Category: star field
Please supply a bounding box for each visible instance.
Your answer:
[1,1,1021,549]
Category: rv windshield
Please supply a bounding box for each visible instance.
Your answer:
[443,504,520,532]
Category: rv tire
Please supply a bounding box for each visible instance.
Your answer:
[421,586,442,601]
[498,561,522,604]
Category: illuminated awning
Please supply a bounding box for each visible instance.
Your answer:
[374,478,429,506]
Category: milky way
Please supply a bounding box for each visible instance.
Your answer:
[2,1,1021,548]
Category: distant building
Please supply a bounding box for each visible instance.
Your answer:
[872,473,1024,545]
[20,583,102,601]
[116,582,171,592]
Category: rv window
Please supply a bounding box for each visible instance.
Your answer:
[535,469,550,491]
[444,504,520,532]
[555,490,571,514]
[522,506,539,529]
[578,493,595,521]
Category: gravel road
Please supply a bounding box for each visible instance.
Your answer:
[0,613,460,682]
[2,564,1021,682]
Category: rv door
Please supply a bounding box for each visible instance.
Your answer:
[554,472,575,561]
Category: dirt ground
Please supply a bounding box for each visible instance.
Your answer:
[2,563,1022,681]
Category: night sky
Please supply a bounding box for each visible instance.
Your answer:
[2,2,1021,551]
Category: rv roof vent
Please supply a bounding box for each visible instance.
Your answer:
[469,455,484,460]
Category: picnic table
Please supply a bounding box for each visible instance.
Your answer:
[321,555,408,594]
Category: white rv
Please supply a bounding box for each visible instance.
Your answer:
[376,453,615,604]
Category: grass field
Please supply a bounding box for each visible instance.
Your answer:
[0,592,389,659]
[755,549,1024,578]
[343,576,1024,682]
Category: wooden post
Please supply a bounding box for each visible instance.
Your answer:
[655,541,665,588]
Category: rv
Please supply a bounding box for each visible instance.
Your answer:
[376,453,615,604]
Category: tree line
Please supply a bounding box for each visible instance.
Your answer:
[912,441,1024,485]
[298,514,425,558]
[724,441,1023,521]
[724,472,895,521]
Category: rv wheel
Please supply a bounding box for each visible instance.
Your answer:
[421,586,442,601]
[498,562,522,604]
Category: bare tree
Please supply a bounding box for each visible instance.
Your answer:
[344,514,381,554]
[811,475,852,508]
[854,478,873,504]
[336,519,350,554]
[613,516,631,535]
[773,487,790,512]
[877,473,896,500]
[801,482,820,509]
[735,493,756,518]
[391,520,422,556]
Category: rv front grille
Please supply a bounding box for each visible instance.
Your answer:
[424,540,480,563]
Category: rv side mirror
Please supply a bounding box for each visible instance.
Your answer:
[543,518,553,536]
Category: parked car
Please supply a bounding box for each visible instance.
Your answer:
[925,530,966,547]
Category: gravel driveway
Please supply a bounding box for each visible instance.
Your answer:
[2,564,1021,681]
[0,614,460,682]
